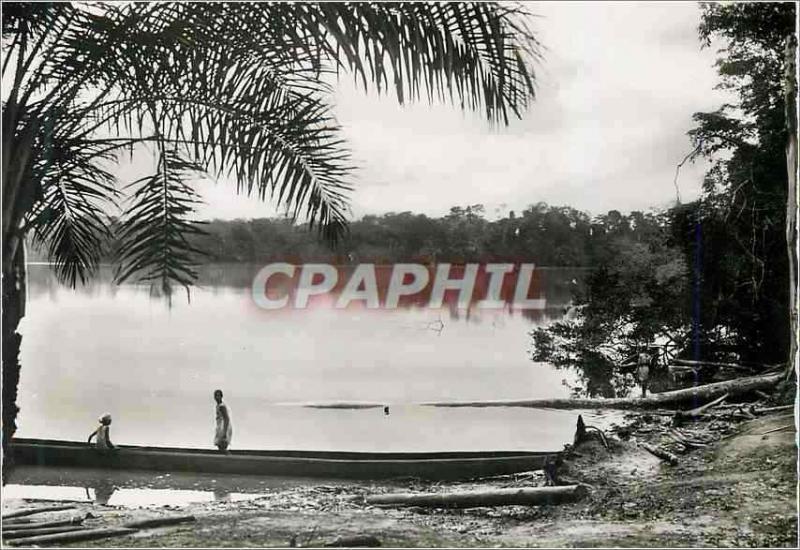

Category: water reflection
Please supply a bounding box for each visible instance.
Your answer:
[90,479,117,505]
[213,487,231,501]
[3,484,262,507]
[4,465,357,507]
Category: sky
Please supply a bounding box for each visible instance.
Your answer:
[179,2,731,221]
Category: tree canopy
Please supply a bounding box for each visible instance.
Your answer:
[530,2,796,397]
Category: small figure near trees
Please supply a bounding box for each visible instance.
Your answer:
[636,348,652,398]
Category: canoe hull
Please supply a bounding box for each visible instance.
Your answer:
[11,439,556,481]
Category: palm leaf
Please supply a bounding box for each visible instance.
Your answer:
[113,148,207,296]
[26,136,118,287]
[4,1,540,294]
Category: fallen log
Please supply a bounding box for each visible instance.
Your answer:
[759,424,795,436]
[323,534,382,547]
[754,404,795,414]
[1,505,76,520]
[0,519,33,526]
[667,429,708,449]
[2,526,87,540]
[5,527,136,546]
[422,373,782,410]
[641,443,679,465]
[672,359,758,372]
[674,393,729,422]
[123,515,195,529]
[2,516,84,532]
[365,485,587,508]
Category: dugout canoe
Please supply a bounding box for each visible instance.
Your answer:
[11,438,557,480]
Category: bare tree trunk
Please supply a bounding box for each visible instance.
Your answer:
[424,373,782,410]
[2,236,26,481]
[785,34,798,380]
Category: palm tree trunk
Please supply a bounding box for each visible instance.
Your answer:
[2,99,37,483]
[784,34,798,380]
[2,233,26,481]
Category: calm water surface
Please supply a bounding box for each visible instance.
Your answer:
[17,264,600,453]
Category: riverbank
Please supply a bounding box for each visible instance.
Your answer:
[3,410,796,547]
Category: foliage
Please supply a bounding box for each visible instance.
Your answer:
[529,2,795,396]
[677,2,795,364]
[2,1,540,293]
[530,211,689,397]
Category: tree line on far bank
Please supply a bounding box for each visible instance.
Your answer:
[26,202,673,268]
[179,204,669,266]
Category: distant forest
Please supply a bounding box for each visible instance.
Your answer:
[171,203,669,266]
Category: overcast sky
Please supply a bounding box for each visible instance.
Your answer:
[189,1,729,221]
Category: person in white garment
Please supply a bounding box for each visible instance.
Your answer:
[88,413,115,453]
[636,349,651,397]
[214,389,232,452]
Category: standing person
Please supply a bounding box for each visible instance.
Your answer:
[88,414,115,453]
[213,389,232,452]
[636,348,651,398]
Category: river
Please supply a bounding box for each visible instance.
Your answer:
[16,263,602,453]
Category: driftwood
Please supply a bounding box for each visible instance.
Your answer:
[423,373,782,410]
[2,516,85,532]
[1,505,76,520]
[2,526,87,540]
[574,415,609,449]
[323,534,382,547]
[574,415,587,444]
[673,393,729,422]
[1,519,33,526]
[672,359,758,372]
[754,404,795,414]
[760,424,795,436]
[667,428,708,449]
[5,527,136,546]
[366,485,587,508]
[123,515,196,529]
[641,443,679,465]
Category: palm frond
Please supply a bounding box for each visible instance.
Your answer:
[113,149,207,295]
[4,1,540,295]
[282,2,541,124]
[88,3,353,240]
[26,137,118,287]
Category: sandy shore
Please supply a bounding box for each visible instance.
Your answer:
[2,411,797,548]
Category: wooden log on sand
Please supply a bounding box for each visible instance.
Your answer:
[1,519,34,526]
[123,515,196,529]
[2,517,84,532]
[323,534,382,547]
[754,404,796,414]
[641,443,679,465]
[366,485,587,508]
[5,527,136,546]
[1,505,76,520]
[673,393,729,422]
[422,373,782,410]
[2,526,87,540]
